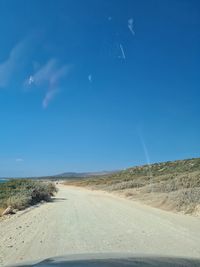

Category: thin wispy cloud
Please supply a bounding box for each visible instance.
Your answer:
[26,59,71,108]
[16,158,24,162]
[88,74,92,83]
[128,18,135,36]
[0,39,29,88]
[119,44,126,59]
[42,88,58,109]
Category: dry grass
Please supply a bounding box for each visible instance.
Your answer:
[0,179,58,216]
[0,207,4,216]
[65,158,200,215]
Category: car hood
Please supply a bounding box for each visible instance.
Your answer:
[12,253,200,267]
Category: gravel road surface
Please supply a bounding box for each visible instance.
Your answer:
[0,185,200,266]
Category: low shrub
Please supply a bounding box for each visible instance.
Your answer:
[6,193,32,210]
[31,182,57,204]
[106,180,145,191]
[0,180,58,213]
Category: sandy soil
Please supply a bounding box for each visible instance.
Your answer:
[0,185,200,266]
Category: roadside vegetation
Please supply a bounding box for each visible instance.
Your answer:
[65,158,200,215]
[0,179,57,216]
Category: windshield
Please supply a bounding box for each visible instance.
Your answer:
[0,1,200,266]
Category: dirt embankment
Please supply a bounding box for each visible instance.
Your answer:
[65,158,200,215]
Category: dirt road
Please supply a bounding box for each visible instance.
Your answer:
[0,185,200,266]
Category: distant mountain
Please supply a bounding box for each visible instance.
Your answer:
[0,171,119,180]
[55,171,116,178]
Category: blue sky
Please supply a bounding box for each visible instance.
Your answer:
[0,0,199,177]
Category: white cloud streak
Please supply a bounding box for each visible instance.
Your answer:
[0,37,71,109]
[119,44,126,59]
[42,89,58,109]
[26,59,71,108]
[128,18,135,36]
[0,39,28,88]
